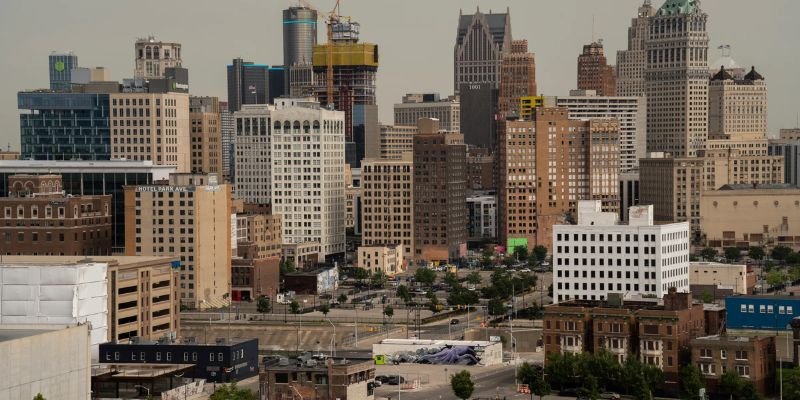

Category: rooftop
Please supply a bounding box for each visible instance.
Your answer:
[378,338,496,347]
[718,183,799,191]
[727,294,800,301]
[657,0,700,16]
[0,255,178,267]
[694,335,760,342]
[0,327,57,343]
[0,159,177,172]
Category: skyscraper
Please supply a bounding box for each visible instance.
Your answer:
[283,6,318,67]
[499,39,537,118]
[709,66,767,139]
[616,1,656,97]
[227,58,270,113]
[49,52,78,91]
[393,93,460,133]
[189,96,223,175]
[134,36,182,80]
[361,154,414,260]
[219,101,234,180]
[645,0,709,157]
[577,41,616,96]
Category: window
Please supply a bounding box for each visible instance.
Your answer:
[748,305,755,313]
[735,351,748,360]
[759,305,766,313]
[721,350,727,359]
[218,352,224,361]
[210,353,215,362]
[736,365,750,378]
[780,306,786,315]
[768,305,774,314]
[700,348,712,358]
[700,363,716,376]
[275,373,289,384]
[740,304,747,313]
[789,306,794,315]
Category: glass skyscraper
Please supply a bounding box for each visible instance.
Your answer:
[49,52,78,91]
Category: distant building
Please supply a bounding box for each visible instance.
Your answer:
[357,244,404,276]
[690,262,754,295]
[0,151,19,160]
[552,201,690,303]
[619,171,640,223]
[134,36,182,80]
[577,41,616,96]
[768,139,800,187]
[466,147,494,191]
[393,93,460,132]
[616,1,655,97]
[459,82,498,149]
[227,58,269,113]
[261,356,376,400]
[466,192,497,242]
[0,174,112,256]
[691,335,776,398]
[283,6,318,67]
[189,96,223,175]
[361,156,414,260]
[282,242,322,270]
[219,101,234,180]
[284,267,339,295]
[49,51,78,91]
[709,66,767,139]
[454,8,511,94]
[233,203,282,302]
[499,40,537,118]
[378,124,417,160]
[780,129,800,140]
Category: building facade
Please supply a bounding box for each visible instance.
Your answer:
[645,0,709,157]
[726,295,800,332]
[690,262,753,295]
[709,66,767,139]
[110,92,191,172]
[466,193,497,242]
[227,58,270,113]
[454,8,511,94]
[0,174,112,256]
[577,41,616,96]
[769,139,800,186]
[691,335,776,398]
[233,104,273,204]
[616,1,656,97]
[553,202,690,303]
[356,244,404,276]
[124,173,232,308]
[393,93,460,133]
[499,40,537,118]
[261,356,376,400]
[378,124,417,160]
[19,92,111,161]
[134,36,181,80]
[361,156,414,260]
[283,6,318,67]
[233,203,282,301]
[189,96,223,175]
[49,51,78,91]
[219,101,234,180]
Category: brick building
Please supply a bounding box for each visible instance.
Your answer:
[232,203,282,302]
[691,335,775,397]
[577,41,616,96]
[0,174,112,256]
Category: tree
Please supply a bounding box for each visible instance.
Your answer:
[450,370,475,400]
[371,270,387,288]
[443,271,459,288]
[699,289,714,304]
[337,293,348,304]
[319,304,330,316]
[488,297,507,316]
[279,259,296,276]
[256,296,271,314]
[782,367,800,400]
[428,295,442,313]
[447,286,480,306]
[383,305,394,319]
[768,269,788,288]
[749,246,766,261]
[210,382,258,400]
[289,300,300,315]
[545,352,579,390]
[396,285,412,304]
[773,245,794,261]
[533,245,548,264]
[789,252,800,266]
[351,267,369,282]
[679,365,704,400]
[33,394,46,400]
[414,267,437,288]
[718,371,759,400]
[515,246,529,262]
[466,271,482,285]
[700,247,718,261]
[725,247,742,262]
[518,362,550,400]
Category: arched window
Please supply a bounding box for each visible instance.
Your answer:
[303,121,311,134]
[293,121,301,132]
[145,46,152,59]
[154,46,160,59]
[313,120,320,133]
[283,121,291,131]
[274,121,281,132]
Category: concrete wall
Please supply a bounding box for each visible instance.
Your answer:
[463,327,542,353]
[372,339,503,366]
[0,324,91,400]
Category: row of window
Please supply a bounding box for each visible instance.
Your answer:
[739,303,794,315]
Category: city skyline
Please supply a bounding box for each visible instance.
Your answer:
[1,0,799,151]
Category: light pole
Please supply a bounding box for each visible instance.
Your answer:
[326,318,336,357]
[393,362,402,400]
[135,385,150,399]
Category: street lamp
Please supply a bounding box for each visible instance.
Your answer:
[392,363,402,400]
[135,385,151,399]
[326,318,336,357]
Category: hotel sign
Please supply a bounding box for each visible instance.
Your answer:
[135,186,195,193]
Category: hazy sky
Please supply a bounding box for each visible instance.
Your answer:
[2,0,799,150]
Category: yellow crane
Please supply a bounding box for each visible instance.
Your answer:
[296,0,345,107]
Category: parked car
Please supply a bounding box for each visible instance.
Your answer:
[519,268,531,273]
[600,392,620,400]
[375,375,391,384]
[450,318,460,325]
[386,376,405,385]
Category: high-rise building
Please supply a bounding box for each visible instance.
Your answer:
[219,101,234,180]
[49,51,78,91]
[288,64,315,98]
[467,146,495,191]
[283,6,318,67]
[556,90,646,172]
[227,58,270,113]
[270,99,346,259]
[361,155,414,260]
[19,92,111,160]
[233,104,273,204]
[124,173,231,308]
[393,93,460,133]
[379,124,418,160]
[645,0,709,157]
[552,201,690,303]
[189,97,223,175]
[134,36,182,80]
[499,40,537,118]
[616,1,656,97]
[0,174,112,256]
[497,108,621,252]
[459,83,499,149]
[577,41,616,96]
[109,92,191,172]
[350,104,380,166]
[268,66,289,103]
[769,139,800,187]
[413,119,467,262]
[709,66,767,139]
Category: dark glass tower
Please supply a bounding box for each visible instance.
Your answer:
[226,58,270,112]
[283,6,318,67]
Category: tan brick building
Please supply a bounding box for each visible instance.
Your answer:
[232,203,282,301]
[356,244,404,277]
[0,174,112,256]
[499,39,537,119]
[361,155,414,260]
[691,335,776,397]
[709,66,767,140]
[189,96,223,175]
[577,41,616,96]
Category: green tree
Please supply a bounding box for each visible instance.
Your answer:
[719,371,759,400]
[679,365,704,400]
[337,293,348,304]
[319,304,330,316]
[466,271,482,285]
[256,295,271,314]
[545,352,579,390]
[699,289,714,304]
[383,305,394,319]
[773,245,794,261]
[533,245,548,264]
[414,267,437,288]
[351,267,369,282]
[450,370,475,400]
[515,245,529,262]
[371,270,387,288]
[518,362,550,400]
[396,285,412,304]
[427,295,442,313]
[725,247,742,262]
[768,269,788,287]
[289,300,300,315]
[210,382,258,400]
[487,297,507,316]
[443,271,459,288]
[789,252,800,266]
[700,247,718,261]
[447,285,480,306]
[749,246,766,261]
[33,394,46,400]
[782,367,800,400]
[279,259,296,276]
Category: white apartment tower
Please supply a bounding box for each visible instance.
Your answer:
[616,1,656,97]
[645,0,709,157]
[271,99,346,258]
[552,201,690,304]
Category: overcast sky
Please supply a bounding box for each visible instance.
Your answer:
[1,0,798,150]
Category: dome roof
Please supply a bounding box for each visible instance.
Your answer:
[657,0,699,16]
[711,66,733,81]
[744,66,764,81]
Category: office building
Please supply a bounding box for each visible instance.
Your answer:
[466,192,497,242]
[70,66,109,86]
[726,295,800,332]
[709,66,767,139]
[459,82,499,149]
[109,92,191,172]
[357,244,405,276]
[499,40,537,118]
[99,339,259,382]
[288,63,315,98]
[413,120,467,262]
[379,124,417,160]
[700,184,800,250]
[645,0,709,157]
[557,90,646,172]
[189,96,223,175]
[270,99,347,259]
[0,160,174,251]
[692,335,775,397]
[219,101,234,180]
[283,6,318,67]
[454,8,511,94]
[282,242,322,269]
[233,104,273,204]
[261,356,377,400]
[552,201,690,303]
[361,155,414,260]
[544,289,705,377]
[19,92,111,161]
[0,174,112,256]
[577,41,616,96]
[49,51,78,91]
[619,171,640,223]
[227,58,270,113]
[134,36,182,80]
[124,173,232,308]
[467,147,495,190]
[497,108,621,252]
[690,262,754,295]
[0,324,91,400]
[393,93,460,132]
[232,204,281,302]
[616,1,656,97]
[769,139,800,186]
[780,129,800,140]
[350,104,380,166]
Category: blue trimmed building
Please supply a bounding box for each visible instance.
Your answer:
[726,295,800,331]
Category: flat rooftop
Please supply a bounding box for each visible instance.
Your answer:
[727,294,800,301]
[0,255,177,267]
[0,325,65,343]
[694,335,760,342]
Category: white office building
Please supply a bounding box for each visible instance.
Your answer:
[234,104,273,203]
[552,200,690,304]
[466,192,497,241]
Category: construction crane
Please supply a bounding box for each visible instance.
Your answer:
[296,0,345,108]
